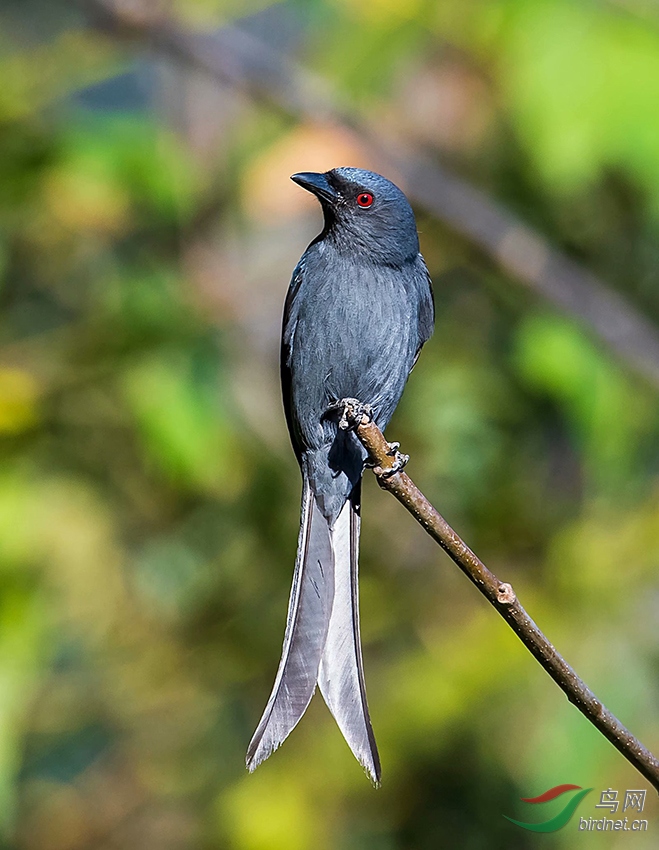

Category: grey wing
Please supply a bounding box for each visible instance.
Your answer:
[281,257,307,462]
[416,253,435,350]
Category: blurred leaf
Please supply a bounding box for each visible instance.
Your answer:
[122,350,247,496]
[0,30,117,121]
[498,0,659,210]
[0,368,39,434]
[54,116,201,222]
[221,773,319,850]
[0,588,48,833]
[514,312,656,491]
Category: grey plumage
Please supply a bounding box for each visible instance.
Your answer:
[246,167,434,783]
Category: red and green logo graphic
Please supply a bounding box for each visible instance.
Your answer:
[504,784,593,832]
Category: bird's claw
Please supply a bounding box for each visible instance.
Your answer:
[376,444,409,479]
[327,398,373,431]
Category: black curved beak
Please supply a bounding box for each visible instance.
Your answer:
[291,172,337,204]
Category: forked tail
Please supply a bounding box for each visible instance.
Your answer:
[318,491,380,783]
[246,480,380,783]
[246,478,333,770]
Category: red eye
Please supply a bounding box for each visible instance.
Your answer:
[356,192,373,208]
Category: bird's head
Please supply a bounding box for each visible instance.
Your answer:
[291,167,419,266]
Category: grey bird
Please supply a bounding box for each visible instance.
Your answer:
[246,167,434,783]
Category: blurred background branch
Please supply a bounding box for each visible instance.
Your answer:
[85,0,659,391]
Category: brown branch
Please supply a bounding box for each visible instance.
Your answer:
[339,400,659,792]
[81,0,659,391]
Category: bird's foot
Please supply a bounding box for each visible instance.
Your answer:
[376,442,409,478]
[327,398,373,431]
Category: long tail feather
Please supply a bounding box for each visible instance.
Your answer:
[246,477,333,771]
[318,492,381,784]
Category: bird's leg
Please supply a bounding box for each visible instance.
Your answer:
[326,398,373,431]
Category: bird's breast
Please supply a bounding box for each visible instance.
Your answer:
[291,255,419,428]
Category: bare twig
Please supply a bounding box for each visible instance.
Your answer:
[82,0,659,390]
[338,400,659,792]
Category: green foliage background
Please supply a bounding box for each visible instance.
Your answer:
[0,0,658,847]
